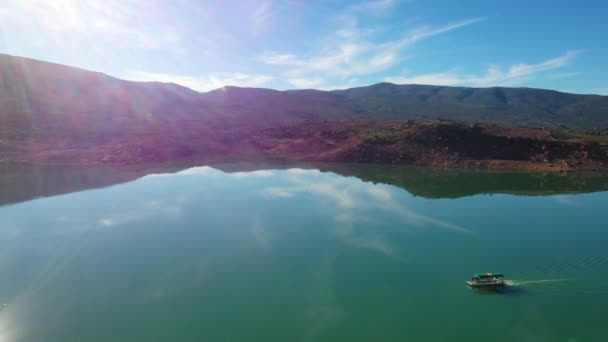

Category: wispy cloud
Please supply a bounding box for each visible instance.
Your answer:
[261,53,299,65]
[385,50,582,87]
[250,0,273,36]
[123,70,274,92]
[260,13,484,89]
[394,17,486,48]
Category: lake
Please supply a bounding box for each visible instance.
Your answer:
[0,163,607,341]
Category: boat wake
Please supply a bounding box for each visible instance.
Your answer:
[505,279,567,286]
[503,279,608,296]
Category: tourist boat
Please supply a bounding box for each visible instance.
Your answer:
[466,273,506,288]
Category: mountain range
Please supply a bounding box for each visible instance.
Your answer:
[1,53,607,169]
[2,53,607,141]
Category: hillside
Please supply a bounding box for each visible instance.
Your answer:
[334,83,608,128]
[1,53,608,170]
[2,53,608,137]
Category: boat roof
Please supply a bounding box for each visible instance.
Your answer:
[473,273,504,278]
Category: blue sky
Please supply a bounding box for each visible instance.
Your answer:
[1,0,607,94]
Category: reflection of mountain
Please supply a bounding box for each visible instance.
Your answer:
[2,162,608,207]
[317,163,608,198]
[0,162,190,207]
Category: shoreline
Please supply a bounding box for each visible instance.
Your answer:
[2,120,607,172]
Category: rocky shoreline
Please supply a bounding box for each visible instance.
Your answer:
[2,120,607,171]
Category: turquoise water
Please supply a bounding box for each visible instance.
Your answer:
[0,164,607,341]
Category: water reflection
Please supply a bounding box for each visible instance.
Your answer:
[317,163,608,199]
[0,164,607,341]
[2,162,608,207]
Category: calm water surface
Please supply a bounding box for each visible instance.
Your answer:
[0,164,607,341]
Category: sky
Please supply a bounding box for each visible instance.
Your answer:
[0,0,607,94]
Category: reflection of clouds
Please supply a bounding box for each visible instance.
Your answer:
[252,222,271,249]
[385,202,470,234]
[345,232,400,260]
[367,186,392,202]
[262,187,296,198]
[176,166,217,176]
[144,166,219,178]
[232,170,273,178]
[262,182,356,208]
[309,183,356,208]
[261,168,471,260]
[287,168,321,176]
[554,195,578,205]
[330,214,405,261]
[98,219,115,227]
[302,252,344,339]
[145,166,274,179]
[0,309,14,341]
[262,168,470,234]
[97,199,184,228]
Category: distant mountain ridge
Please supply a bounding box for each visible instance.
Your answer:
[2,54,608,170]
[1,53,607,143]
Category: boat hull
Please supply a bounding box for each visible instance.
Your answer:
[466,281,506,289]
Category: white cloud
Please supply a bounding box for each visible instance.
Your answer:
[384,71,464,86]
[506,50,581,78]
[395,17,485,48]
[260,53,300,65]
[287,77,326,88]
[369,52,398,68]
[385,50,582,87]
[123,70,274,92]
[261,15,483,89]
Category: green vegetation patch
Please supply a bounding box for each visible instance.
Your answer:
[551,129,608,145]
